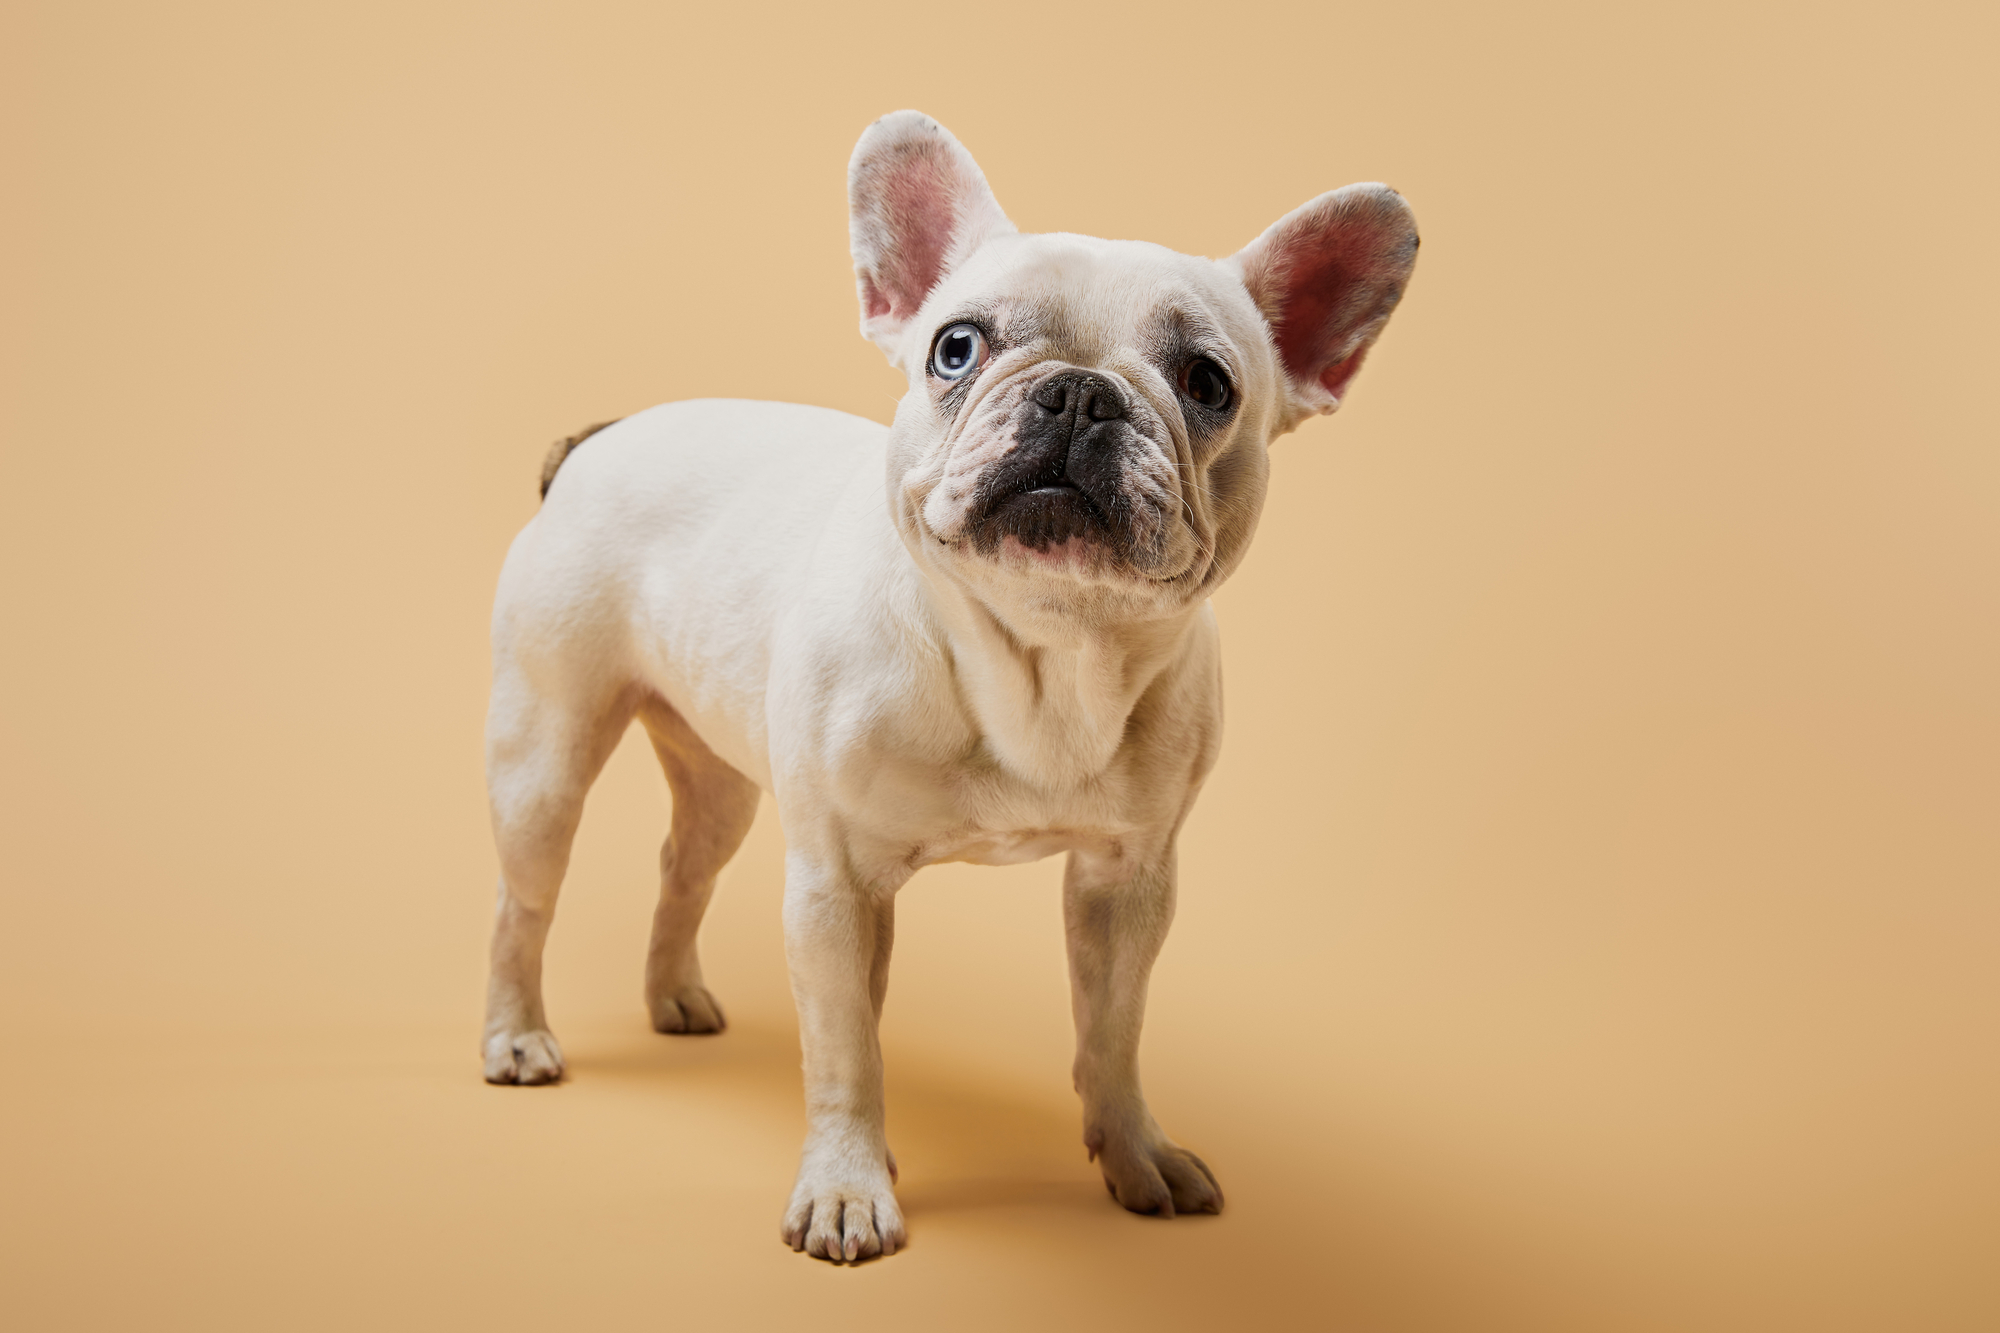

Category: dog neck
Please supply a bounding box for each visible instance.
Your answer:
[913,562,1202,791]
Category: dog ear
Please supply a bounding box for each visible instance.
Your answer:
[1229,184,1419,423]
[849,111,1015,366]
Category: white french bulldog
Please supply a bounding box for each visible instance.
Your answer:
[481,111,1417,1262]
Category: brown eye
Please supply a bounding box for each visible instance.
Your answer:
[1180,357,1232,411]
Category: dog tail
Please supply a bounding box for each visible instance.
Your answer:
[539,419,623,499]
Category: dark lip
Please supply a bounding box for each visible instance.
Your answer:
[979,483,1110,552]
[1009,477,1110,523]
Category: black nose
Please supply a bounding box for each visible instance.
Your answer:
[1032,371,1126,422]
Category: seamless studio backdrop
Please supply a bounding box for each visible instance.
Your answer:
[3,3,1996,1331]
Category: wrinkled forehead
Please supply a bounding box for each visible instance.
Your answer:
[924,233,1269,369]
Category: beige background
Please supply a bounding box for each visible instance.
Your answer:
[4,2,1996,1329]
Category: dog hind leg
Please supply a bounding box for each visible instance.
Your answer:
[640,698,760,1035]
[481,674,636,1085]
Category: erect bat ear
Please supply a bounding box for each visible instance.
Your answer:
[848,111,1016,368]
[1228,183,1419,427]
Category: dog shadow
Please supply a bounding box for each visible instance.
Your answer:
[565,1017,1122,1225]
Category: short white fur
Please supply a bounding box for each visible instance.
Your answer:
[481,110,1418,1263]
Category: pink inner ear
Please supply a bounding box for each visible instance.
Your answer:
[1317,345,1369,400]
[1269,227,1379,386]
[877,159,956,320]
[860,274,893,323]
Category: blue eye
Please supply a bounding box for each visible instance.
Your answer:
[931,323,987,380]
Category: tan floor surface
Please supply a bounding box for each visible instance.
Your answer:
[6,2,1997,1330]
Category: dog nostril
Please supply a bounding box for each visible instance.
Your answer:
[1033,373,1126,421]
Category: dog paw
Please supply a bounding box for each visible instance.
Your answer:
[648,983,726,1035]
[1094,1132,1223,1218]
[483,1029,565,1085]
[780,1164,905,1262]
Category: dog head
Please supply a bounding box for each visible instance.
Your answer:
[851,111,1417,620]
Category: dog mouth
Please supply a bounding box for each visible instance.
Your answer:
[979,479,1111,551]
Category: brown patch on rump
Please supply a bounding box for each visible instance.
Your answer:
[539,419,623,499]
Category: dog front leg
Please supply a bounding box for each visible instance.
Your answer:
[1064,844,1224,1216]
[779,847,905,1261]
